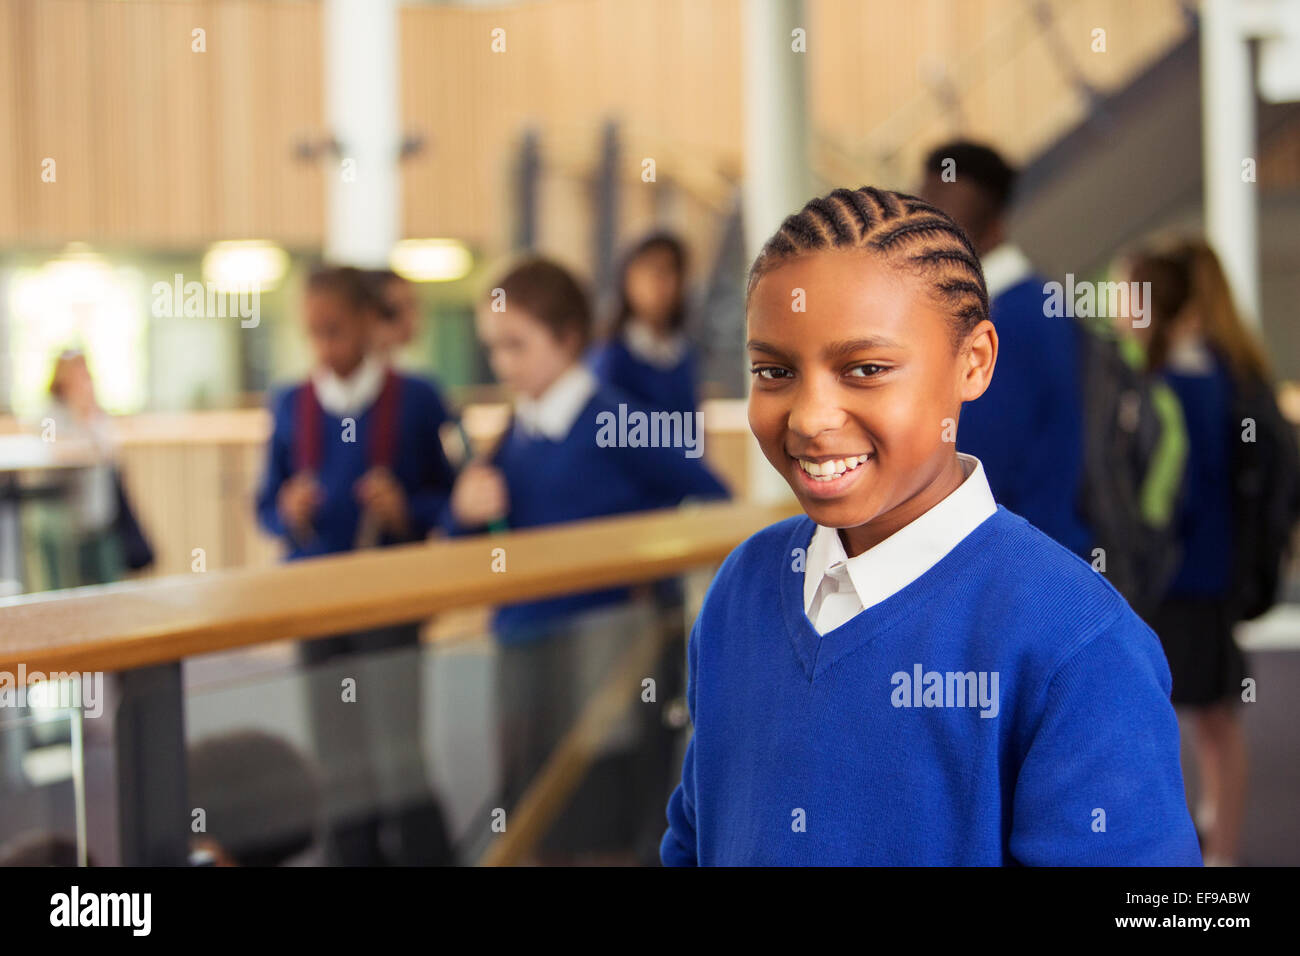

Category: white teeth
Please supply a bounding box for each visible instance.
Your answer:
[797,454,870,480]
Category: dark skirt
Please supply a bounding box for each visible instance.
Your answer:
[1149,597,1247,708]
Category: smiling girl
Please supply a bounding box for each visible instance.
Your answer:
[660,186,1202,866]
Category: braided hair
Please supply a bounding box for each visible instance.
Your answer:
[746,186,990,346]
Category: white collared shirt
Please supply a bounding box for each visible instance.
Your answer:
[514,362,598,441]
[802,454,997,635]
[311,353,387,418]
[624,319,688,370]
[1166,336,1215,374]
[980,243,1035,302]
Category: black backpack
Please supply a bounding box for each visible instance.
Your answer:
[1076,320,1185,619]
[1228,376,1300,621]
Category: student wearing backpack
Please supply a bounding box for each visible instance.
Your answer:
[918,143,1092,559]
[1125,239,1300,866]
[920,142,1190,617]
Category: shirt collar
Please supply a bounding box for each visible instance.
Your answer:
[515,362,598,440]
[802,454,997,615]
[1166,336,1215,373]
[981,243,1035,301]
[311,353,387,418]
[624,319,688,369]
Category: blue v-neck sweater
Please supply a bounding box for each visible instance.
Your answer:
[256,373,455,560]
[443,383,729,644]
[662,506,1201,866]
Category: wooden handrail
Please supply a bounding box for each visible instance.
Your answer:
[0,500,798,676]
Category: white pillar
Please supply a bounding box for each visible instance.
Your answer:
[324,0,400,266]
[1200,0,1261,326]
[743,0,810,504]
[742,0,812,260]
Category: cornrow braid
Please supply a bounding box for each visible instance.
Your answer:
[747,185,990,344]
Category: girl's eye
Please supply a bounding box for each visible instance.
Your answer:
[847,363,888,378]
[750,365,791,381]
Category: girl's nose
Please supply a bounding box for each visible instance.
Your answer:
[786,378,848,439]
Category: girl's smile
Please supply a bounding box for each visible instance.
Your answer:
[791,451,874,498]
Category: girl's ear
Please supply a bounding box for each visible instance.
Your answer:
[959,319,997,403]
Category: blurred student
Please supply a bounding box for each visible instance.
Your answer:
[918,142,1091,558]
[589,233,700,416]
[255,265,456,866]
[38,350,152,587]
[662,186,1200,865]
[446,257,727,862]
[1125,240,1300,866]
[588,232,708,816]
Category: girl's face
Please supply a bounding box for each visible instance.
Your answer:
[304,290,372,378]
[1114,262,1155,350]
[476,305,580,400]
[625,246,682,329]
[54,355,95,412]
[747,251,996,552]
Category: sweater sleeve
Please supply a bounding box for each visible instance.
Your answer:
[613,436,730,507]
[1008,613,1203,866]
[402,381,457,538]
[661,614,702,866]
[255,387,294,541]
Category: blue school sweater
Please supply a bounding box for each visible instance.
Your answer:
[957,277,1092,559]
[1163,355,1235,598]
[256,373,455,559]
[588,338,699,414]
[661,506,1201,866]
[444,383,728,644]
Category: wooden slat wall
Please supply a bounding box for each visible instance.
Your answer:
[398,0,746,254]
[0,0,324,248]
[117,438,283,577]
[0,2,19,238]
[0,0,1188,250]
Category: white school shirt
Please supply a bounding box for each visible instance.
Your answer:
[514,362,598,441]
[802,454,997,635]
[624,318,688,370]
[310,352,387,418]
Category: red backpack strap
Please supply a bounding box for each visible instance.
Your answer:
[369,368,403,469]
[293,379,323,473]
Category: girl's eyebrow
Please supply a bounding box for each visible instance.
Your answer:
[746,336,905,361]
[746,339,788,358]
[823,336,905,358]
